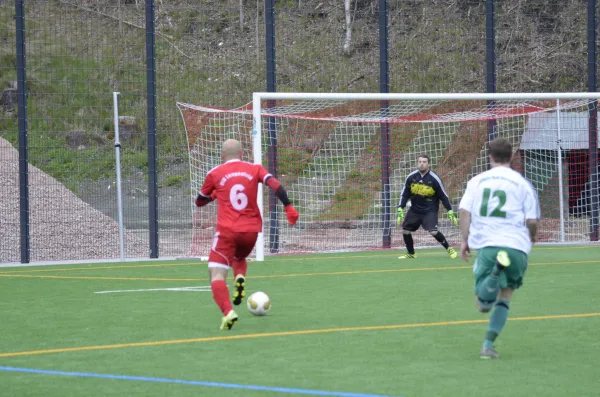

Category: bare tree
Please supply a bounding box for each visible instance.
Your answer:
[239,0,244,31]
[342,0,356,56]
[117,0,122,36]
[256,0,260,61]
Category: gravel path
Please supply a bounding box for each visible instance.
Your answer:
[0,137,148,263]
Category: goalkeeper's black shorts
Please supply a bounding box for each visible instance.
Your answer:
[401,209,438,232]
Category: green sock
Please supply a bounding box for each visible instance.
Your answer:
[475,274,500,303]
[483,300,509,348]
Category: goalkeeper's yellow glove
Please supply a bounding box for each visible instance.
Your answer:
[447,209,458,227]
[396,207,405,226]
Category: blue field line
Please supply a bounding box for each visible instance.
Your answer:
[0,366,402,397]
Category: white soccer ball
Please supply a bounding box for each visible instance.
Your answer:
[247,291,271,316]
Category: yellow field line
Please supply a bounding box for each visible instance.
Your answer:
[1,312,598,359]
[0,262,202,274]
[0,274,205,281]
[1,245,598,274]
[0,260,598,282]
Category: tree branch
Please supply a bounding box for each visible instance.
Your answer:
[58,0,191,59]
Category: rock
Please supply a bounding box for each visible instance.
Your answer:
[0,88,18,111]
[66,130,87,149]
[118,116,143,148]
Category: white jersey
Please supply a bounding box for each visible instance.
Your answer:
[459,166,540,254]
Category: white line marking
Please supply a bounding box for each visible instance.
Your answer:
[94,286,212,294]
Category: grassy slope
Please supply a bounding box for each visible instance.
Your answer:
[0,1,589,212]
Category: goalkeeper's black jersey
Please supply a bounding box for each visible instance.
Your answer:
[398,170,453,214]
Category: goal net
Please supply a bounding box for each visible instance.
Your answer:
[177,93,600,259]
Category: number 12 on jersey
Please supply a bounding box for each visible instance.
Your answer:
[480,188,507,218]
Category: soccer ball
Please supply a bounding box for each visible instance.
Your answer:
[247,291,271,316]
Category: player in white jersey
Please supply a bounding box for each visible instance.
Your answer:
[458,138,540,359]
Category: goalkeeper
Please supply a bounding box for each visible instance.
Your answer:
[396,154,458,259]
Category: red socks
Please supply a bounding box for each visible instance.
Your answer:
[211,280,232,315]
[232,259,247,277]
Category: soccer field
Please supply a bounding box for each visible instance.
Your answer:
[1,246,599,397]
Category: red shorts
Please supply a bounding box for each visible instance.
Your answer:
[208,231,258,267]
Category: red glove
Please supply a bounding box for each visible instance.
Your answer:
[284,205,299,226]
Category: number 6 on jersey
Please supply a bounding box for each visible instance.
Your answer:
[230,184,248,211]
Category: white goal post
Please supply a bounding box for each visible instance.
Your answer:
[177,92,600,260]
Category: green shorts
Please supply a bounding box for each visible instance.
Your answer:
[473,246,528,291]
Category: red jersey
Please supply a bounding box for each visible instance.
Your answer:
[199,159,272,232]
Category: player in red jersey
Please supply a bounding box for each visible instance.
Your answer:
[195,139,299,330]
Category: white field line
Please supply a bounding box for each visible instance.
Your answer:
[95,286,212,294]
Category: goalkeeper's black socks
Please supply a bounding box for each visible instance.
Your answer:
[403,233,415,254]
[433,232,449,249]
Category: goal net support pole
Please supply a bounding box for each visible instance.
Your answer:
[112,91,125,261]
[556,99,566,242]
[252,96,265,261]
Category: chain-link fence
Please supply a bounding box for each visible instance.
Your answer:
[0,0,598,263]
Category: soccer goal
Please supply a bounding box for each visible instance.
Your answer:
[177,93,600,260]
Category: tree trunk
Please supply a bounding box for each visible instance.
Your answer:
[256,0,260,61]
[343,0,352,55]
[240,0,244,31]
[118,0,122,36]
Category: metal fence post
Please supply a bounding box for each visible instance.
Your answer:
[146,0,159,257]
[379,0,391,248]
[486,0,497,159]
[588,0,599,241]
[265,0,279,253]
[15,0,30,263]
